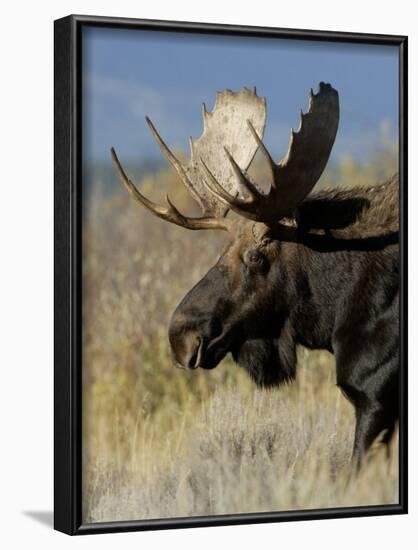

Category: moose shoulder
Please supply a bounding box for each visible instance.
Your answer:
[111,83,399,464]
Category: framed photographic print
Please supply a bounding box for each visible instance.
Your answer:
[54,14,407,535]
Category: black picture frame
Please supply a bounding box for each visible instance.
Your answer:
[54,14,408,536]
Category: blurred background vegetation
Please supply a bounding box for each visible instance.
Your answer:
[82,137,398,523]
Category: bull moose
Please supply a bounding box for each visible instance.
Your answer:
[111,83,399,463]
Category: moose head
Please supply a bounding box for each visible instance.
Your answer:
[111,83,339,387]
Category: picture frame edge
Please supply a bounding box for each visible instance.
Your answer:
[53,14,408,536]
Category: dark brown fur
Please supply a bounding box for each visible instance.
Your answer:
[169,175,399,463]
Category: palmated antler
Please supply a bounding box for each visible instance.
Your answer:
[111,87,267,231]
[200,82,340,224]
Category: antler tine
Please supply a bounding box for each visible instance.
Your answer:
[111,147,230,231]
[246,120,277,190]
[145,116,193,188]
[199,157,259,220]
[223,147,263,201]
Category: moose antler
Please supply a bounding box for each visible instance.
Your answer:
[111,87,267,230]
[111,148,232,231]
[200,82,339,224]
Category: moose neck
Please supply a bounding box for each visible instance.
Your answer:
[271,182,397,352]
[280,239,341,352]
[277,228,397,354]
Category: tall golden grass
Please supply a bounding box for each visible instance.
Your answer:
[82,144,399,523]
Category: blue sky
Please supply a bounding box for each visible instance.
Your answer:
[82,26,399,164]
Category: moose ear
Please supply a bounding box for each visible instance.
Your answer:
[294,194,370,232]
[233,336,296,388]
[251,222,272,244]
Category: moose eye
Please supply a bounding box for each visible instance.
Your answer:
[244,249,266,269]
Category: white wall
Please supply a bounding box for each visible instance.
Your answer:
[0,0,415,547]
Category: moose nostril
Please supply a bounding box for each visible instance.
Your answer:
[187,337,203,369]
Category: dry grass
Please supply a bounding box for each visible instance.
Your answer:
[84,354,398,523]
[82,146,399,524]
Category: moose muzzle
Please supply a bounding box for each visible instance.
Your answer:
[168,266,230,370]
